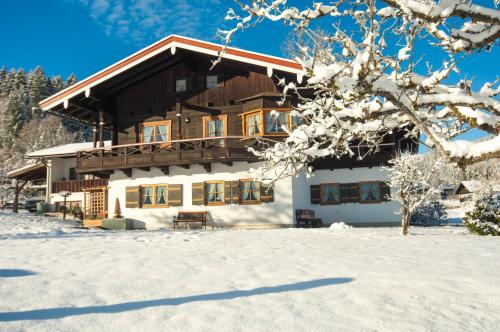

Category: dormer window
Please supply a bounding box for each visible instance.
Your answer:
[175,79,187,93]
[242,109,295,136]
[206,75,218,89]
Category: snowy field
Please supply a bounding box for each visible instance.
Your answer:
[1,212,499,331]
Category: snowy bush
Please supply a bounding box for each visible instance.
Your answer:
[464,195,500,236]
[410,202,447,226]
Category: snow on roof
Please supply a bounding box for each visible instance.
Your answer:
[6,163,45,178]
[27,141,112,158]
[39,35,303,111]
[457,180,500,194]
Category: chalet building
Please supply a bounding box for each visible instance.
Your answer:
[31,35,411,229]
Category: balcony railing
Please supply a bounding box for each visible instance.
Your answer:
[76,136,262,172]
[52,179,109,193]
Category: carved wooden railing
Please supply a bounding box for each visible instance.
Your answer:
[76,136,260,171]
[52,179,109,193]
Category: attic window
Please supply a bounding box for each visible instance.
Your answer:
[206,75,218,89]
[175,79,187,93]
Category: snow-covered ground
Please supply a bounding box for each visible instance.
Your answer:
[1,212,499,331]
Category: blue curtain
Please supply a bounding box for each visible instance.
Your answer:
[322,184,340,203]
[361,183,380,201]
[265,111,287,133]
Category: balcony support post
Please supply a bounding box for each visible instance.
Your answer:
[99,110,104,148]
[92,123,97,148]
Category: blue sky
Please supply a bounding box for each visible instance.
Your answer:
[0,0,292,79]
[0,0,496,147]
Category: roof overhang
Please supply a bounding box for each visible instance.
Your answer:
[39,35,304,112]
[6,163,47,181]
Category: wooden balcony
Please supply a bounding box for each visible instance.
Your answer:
[52,179,109,193]
[76,136,262,173]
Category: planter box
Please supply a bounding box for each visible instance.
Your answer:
[101,218,133,230]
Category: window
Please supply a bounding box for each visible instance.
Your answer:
[141,120,172,143]
[156,186,168,205]
[245,112,263,136]
[290,113,304,130]
[242,109,296,136]
[141,184,168,207]
[265,111,288,134]
[142,186,154,206]
[175,79,187,92]
[359,182,381,203]
[206,75,218,89]
[203,115,227,138]
[206,181,224,205]
[240,180,260,203]
[320,183,340,205]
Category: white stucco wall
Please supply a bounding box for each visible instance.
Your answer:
[292,167,400,225]
[48,157,77,182]
[107,162,294,230]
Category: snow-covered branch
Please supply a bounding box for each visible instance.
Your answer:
[219,0,500,181]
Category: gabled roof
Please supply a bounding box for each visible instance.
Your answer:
[39,35,303,111]
[27,141,112,158]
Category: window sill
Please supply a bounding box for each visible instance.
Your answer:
[206,202,225,206]
[240,201,261,205]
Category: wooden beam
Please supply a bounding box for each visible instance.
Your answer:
[178,164,190,169]
[138,167,150,172]
[105,58,182,95]
[201,163,211,172]
[221,161,233,166]
[121,168,132,178]
[176,100,182,140]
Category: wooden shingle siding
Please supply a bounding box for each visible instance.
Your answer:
[125,186,141,208]
[114,55,285,145]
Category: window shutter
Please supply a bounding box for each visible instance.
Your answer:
[224,181,232,205]
[260,183,274,203]
[231,181,240,204]
[192,182,205,205]
[167,184,183,206]
[310,185,320,204]
[340,183,359,203]
[380,182,391,201]
[125,186,141,208]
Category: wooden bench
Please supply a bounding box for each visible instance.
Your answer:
[295,209,323,228]
[173,211,208,229]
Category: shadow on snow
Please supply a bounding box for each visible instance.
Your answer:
[0,269,36,278]
[0,277,353,321]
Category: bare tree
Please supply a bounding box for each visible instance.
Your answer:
[384,153,443,235]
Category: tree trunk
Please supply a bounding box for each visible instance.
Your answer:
[401,208,411,236]
[12,182,19,214]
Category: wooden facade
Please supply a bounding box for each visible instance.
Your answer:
[43,42,410,175]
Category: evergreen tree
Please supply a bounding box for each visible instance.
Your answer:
[27,66,48,105]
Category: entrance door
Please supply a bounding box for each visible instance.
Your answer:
[83,187,108,220]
